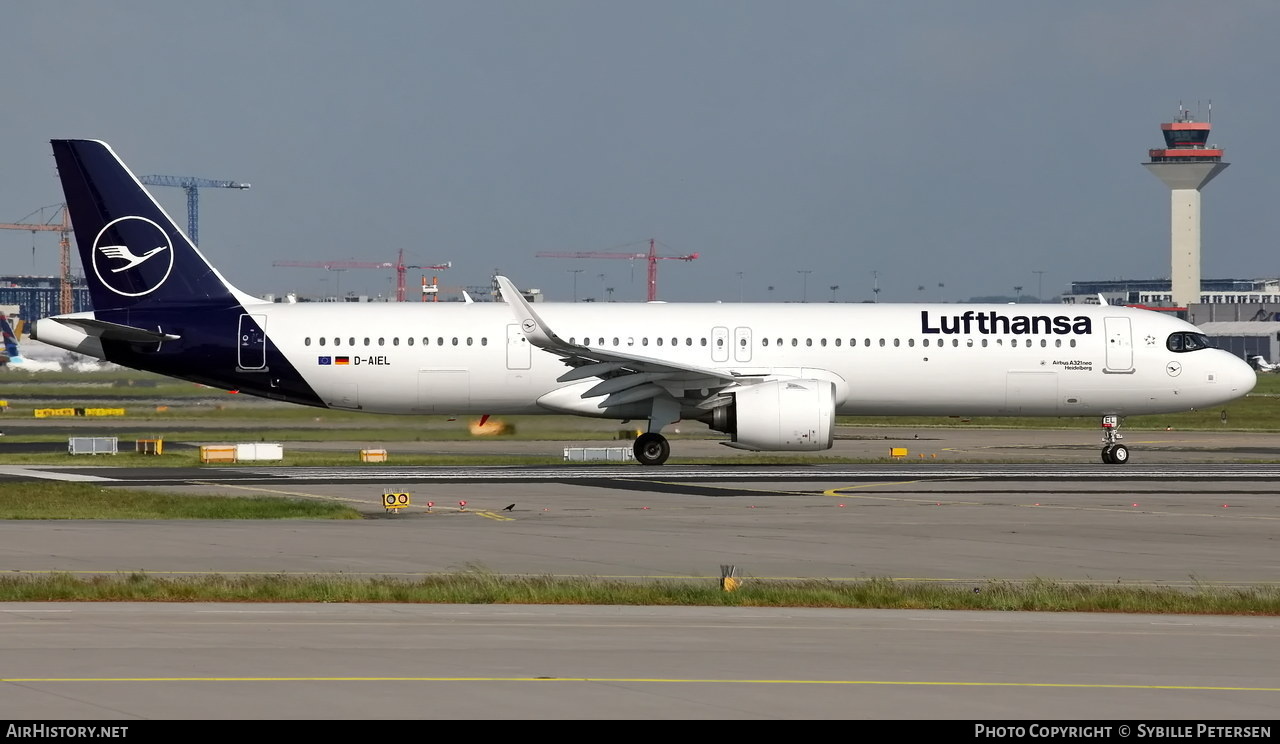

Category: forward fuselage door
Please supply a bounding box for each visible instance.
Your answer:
[1104,317,1134,373]
[237,314,267,371]
[711,326,729,363]
[733,326,752,362]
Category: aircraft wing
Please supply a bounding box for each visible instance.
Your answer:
[495,275,756,410]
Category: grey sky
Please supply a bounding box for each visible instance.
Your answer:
[3,1,1277,304]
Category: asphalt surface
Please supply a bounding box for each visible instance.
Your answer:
[3,427,1279,720]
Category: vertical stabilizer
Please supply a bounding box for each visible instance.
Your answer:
[50,139,258,312]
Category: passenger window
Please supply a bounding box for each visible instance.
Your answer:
[792,338,798,347]
[349,338,355,346]
[923,338,929,347]
[739,338,747,347]
[966,339,973,347]
[452,338,459,346]
[437,337,444,346]
[763,338,770,347]
[879,339,885,347]
[1040,339,1047,348]
[908,339,915,347]
[378,338,385,346]
[657,338,664,346]
[467,337,473,346]
[1070,339,1076,348]
[806,339,813,347]
[613,337,620,346]
[980,339,987,347]
[834,338,841,347]
[319,337,326,346]
[364,338,371,346]
[408,337,414,346]
[952,339,959,347]
[393,337,400,346]
[643,338,649,346]
[820,338,827,347]
[304,337,311,346]
[1054,339,1061,347]
[893,339,900,347]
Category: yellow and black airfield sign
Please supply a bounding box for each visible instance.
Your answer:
[383,492,411,511]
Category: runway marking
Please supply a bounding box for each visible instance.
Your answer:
[1,676,1277,691]
[0,466,116,482]
[474,510,514,521]
[823,480,985,505]
[187,481,363,505]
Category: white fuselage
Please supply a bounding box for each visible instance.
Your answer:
[247,300,1254,419]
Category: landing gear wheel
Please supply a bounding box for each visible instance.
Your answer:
[1101,444,1116,464]
[634,432,670,466]
[1109,444,1129,464]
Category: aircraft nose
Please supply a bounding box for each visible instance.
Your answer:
[1224,353,1257,397]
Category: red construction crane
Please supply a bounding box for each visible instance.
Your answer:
[273,249,450,301]
[0,204,74,314]
[535,239,698,301]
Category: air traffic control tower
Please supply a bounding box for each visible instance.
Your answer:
[1144,106,1228,308]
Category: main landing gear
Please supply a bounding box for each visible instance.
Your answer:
[1100,415,1129,464]
[634,432,671,466]
[633,396,679,466]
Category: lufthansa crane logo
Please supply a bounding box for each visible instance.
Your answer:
[91,216,175,297]
[521,319,536,333]
[1166,361,1183,377]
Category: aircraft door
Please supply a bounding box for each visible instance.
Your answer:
[733,326,752,362]
[506,324,531,370]
[711,326,729,363]
[1104,317,1134,372]
[237,314,267,370]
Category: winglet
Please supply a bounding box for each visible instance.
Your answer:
[494,275,570,350]
[1097,293,1108,306]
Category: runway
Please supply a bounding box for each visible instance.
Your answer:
[3,454,1279,719]
[2,603,1277,720]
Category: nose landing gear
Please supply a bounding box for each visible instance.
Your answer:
[1101,415,1129,464]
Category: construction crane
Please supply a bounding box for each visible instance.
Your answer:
[274,249,451,301]
[0,203,74,314]
[139,174,250,246]
[535,239,698,302]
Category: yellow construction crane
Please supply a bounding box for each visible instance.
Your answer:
[0,203,73,314]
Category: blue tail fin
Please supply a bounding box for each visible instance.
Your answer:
[50,139,250,312]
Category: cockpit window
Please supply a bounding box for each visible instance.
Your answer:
[1167,332,1213,352]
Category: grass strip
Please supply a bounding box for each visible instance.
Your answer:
[0,483,360,519]
[0,573,1276,614]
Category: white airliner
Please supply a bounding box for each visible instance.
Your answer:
[1249,355,1279,373]
[31,140,1257,465]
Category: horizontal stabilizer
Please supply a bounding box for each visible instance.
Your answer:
[52,318,180,344]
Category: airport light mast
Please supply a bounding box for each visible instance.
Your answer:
[1144,104,1228,309]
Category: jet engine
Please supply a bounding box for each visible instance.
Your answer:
[705,379,835,451]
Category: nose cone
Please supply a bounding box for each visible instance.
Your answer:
[1224,353,1257,399]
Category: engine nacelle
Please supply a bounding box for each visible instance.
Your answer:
[708,379,835,451]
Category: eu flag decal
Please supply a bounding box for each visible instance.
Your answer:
[318,356,332,365]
